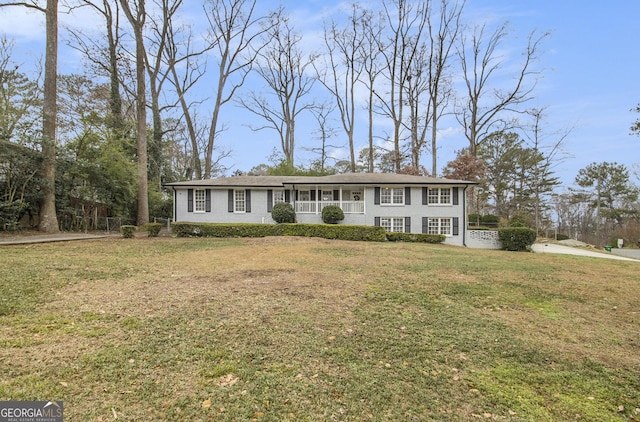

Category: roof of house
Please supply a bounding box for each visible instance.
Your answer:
[164,173,476,188]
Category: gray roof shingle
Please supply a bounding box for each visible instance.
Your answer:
[164,173,475,188]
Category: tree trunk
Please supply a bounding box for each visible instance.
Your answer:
[134,25,149,226]
[39,0,60,233]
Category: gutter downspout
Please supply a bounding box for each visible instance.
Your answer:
[172,187,177,224]
[463,185,468,247]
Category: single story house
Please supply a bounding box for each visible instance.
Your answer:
[164,173,476,246]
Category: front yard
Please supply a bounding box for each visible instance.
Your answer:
[1,236,638,420]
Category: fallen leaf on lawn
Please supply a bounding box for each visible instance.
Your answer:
[215,373,239,387]
[59,382,68,387]
[202,399,212,408]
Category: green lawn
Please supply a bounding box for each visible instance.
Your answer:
[0,236,638,421]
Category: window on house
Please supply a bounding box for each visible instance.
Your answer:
[194,189,206,212]
[380,187,404,205]
[380,217,405,232]
[428,218,452,235]
[299,190,311,201]
[428,188,451,205]
[273,190,285,205]
[321,190,333,201]
[234,189,246,212]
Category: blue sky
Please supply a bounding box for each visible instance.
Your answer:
[1,0,639,186]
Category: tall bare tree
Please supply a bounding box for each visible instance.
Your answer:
[119,0,149,225]
[524,107,568,233]
[316,4,367,173]
[200,0,272,178]
[0,0,60,232]
[378,0,428,172]
[145,0,182,188]
[69,0,128,137]
[239,10,316,167]
[164,15,210,179]
[358,7,384,173]
[456,21,548,156]
[425,0,464,176]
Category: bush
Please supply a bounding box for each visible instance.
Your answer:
[0,200,28,231]
[271,202,296,223]
[498,227,537,251]
[386,232,445,243]
[143,222,162,237]
[171,222,387,242]
[120,225,137,238]
[481,214,500,225]
[555,233,570,241]
[321,205,344,224]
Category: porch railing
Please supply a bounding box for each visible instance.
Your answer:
[295,201,364,214]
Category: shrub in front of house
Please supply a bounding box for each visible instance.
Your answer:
[121,225,137,238]
[386,232,445,243]
[171,222,387,242]
[143,222,162,237]
[271,202,296,223]
[498,227,537,251]
[321,205,344,224]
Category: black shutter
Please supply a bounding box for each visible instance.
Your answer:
[246,190,251,213]
[333,189,339,200]
[374,217,380,227]
[404,217,411,233]
[228,190,234,212]
[422,187,428,205]
[311,190,316,201]
[205,189,211,212]
[295,190,298,201]
[187,189,194,212]
[453,217,459,236]
[453,187,459,205]
[405,187,411,205]
[267,190,273,212]
[285,190,291,202]
[422,217,428,233]
[374,187,380,205]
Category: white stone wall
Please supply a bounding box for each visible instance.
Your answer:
[466,230,502,249]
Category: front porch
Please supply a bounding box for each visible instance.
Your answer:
[294,200,365,214]
[292,186,365,214]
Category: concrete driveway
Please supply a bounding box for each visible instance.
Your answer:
[531,243,640,262]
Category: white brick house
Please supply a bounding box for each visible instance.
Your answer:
[165,173,476,246]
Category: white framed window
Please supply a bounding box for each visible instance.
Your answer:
[428,218,452,235]
[322,190,333,201]
[298,190,311,201]
[234,189,246,212]
[380,187,404,205]
[194,189,206,212]
[428,188,451,205]
[273,190,285,205]
[380,217,405,233]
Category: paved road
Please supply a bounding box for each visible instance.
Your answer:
[531,243,640,262]
[0,232,116,246]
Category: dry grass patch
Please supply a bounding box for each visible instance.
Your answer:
[0,236,638,421]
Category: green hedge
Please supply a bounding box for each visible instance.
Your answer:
[120,225,137,238]
[171,222,387,242]
[386,232,445,243]
[143,222,163,237]
[498,227,537,251]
